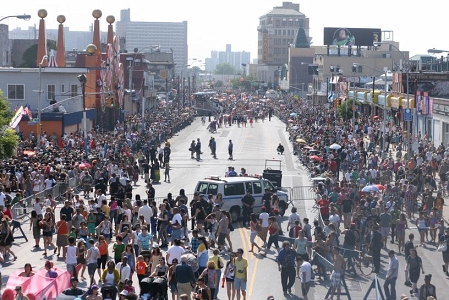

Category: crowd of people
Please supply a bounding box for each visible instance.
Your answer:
[272,96,444,300]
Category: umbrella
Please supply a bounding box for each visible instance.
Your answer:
[362,185,379,193]
[374,184,386,191]
[291,125,299,130]
[303,146,314,150]
[23,150,36,156]
[288,119,294,123]
[296,138,306,143]
[329,143,341,150]
[309,155,323,162]
[373,116,379,120]
[79,163,91,170]
[290,112,297,117]
[312,177,327,181]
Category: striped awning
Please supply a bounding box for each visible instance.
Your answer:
[47,49,58,67]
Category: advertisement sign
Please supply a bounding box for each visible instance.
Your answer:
[323,27,381,46]
[262,31,268,62]
[416,91,430,115]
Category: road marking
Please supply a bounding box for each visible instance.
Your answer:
[238,225,259,298]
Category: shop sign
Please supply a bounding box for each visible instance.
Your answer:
[433,103,449,116]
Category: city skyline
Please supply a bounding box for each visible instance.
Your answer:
[1,0,448,64]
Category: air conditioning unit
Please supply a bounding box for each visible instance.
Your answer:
[383,53,391,58]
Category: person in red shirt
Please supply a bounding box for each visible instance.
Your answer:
[329,159,337,175]
[317,195,330,221]
[3,204,12,219]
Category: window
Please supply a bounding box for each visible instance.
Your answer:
[224,183,245,196]
[283,30,286,35]
[289,19,294,27]
[245,182,253,194]
[275,20,280,27]
[70,84,78,97]
[207,183,218,196]
[253,182,262,194]
[282,19,287,26]
[61,84,65,94]
[196,182,209,195]
[7,84,24,100]
[263,180,276,192]
[47,84,56,100]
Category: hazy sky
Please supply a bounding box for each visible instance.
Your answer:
[2,0,448,62]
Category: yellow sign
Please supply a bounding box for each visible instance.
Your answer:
[160,70,167,80]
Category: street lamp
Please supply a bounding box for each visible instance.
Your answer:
[355,63,389,156]
[427,48,449,54]
[35,55,48,149]
[77,74,88,154]
[0,14,31,22]
[374,41,412,156]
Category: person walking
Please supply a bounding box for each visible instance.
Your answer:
[418,274,437,300]
[195,138,202,161]
[276,241,296,295]
[325,246,345,300]
[405,248,425,295]
[233,248,247,300]
[384,250,399,300]
[368,225,383,273]
[241,191,255,228]
[297,256,312,300]
[228,140,233,160]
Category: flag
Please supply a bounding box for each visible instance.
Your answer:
[9,106,23,128]
[14,104,19,112]
[22,103,32,119]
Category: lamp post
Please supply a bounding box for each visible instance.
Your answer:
[0,14,31,22]
[35,55,48,149]
[77,74,88,154]
[355,63,389,156]
[374,41,411,156]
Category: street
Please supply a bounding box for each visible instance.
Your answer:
[4,116,448,299]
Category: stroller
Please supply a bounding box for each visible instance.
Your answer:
[140,276,168,300]
[101,284,118,300]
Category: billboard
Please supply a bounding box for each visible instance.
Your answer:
[323,28,381,46]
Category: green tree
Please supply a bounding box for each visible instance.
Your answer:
[338,98,361,121]
[20,39,57,67]
[230,75,254,91]
[0,90,19,158]
[214,63,235,75]
[214,80,223,88]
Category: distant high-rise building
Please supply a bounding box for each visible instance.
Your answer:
[205,45,251,73]
[116,9,187,75]
[257,2,310,65]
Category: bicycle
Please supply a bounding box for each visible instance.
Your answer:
[342,246,374,276]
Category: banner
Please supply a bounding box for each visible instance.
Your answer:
[9,106,23,128]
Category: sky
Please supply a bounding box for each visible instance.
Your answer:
[2,0,449,63]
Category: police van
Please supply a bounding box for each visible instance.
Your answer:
[194,175,290,222]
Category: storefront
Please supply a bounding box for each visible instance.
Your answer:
[432,102,449,146]
[377,93,392,121]
[357,91,369,115]
[389,96,403,126]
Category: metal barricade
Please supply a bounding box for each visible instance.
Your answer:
[288,186,317,202]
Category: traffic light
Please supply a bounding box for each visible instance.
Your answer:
[110,97,115,108]
[276,85,280,91]
[334,99,341,108]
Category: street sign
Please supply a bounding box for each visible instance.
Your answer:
[27,121,37,125]
[404,108,412,121]
[352,105,356,111]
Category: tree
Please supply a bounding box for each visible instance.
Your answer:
[338,98,361,121]
[20,39,57,67]
[214,80,223,88]
[230,75,255,91]
[0,90,19,158]
[214,63,235,75]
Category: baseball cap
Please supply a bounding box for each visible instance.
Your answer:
[120,290,129,296]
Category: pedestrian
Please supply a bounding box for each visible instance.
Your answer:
[249,214,261,253]
[261,216,280,257]
[439,227,449,276]
[164,162,170,183]
[368,225,382,273]
[228,140,233,160]
[325,246,345,300]
[276,241,296,295]
[233,248,247,300]
[405,248,425,295]
[241,191,255,228]
[297,256,312,300]
[418,274,437,300]
[224,253,236,300]
[195,138,202,161]
[384,250,399,300]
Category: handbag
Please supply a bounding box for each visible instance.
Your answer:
[438,241,447,252]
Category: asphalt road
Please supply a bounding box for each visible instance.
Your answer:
[4,116,448,300]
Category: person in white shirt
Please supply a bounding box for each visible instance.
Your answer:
[287,207,302,238]
[138,200,153,224]
[44,176,55,190]
[0,190,5,208]
[384,250,399,300]
[166,239,185,265]
[171,208,183,241]
[328,209,340,230]
[259,206,270,248]
[297,256,312,300]
[33,198,43,217]
[116,255,131,283]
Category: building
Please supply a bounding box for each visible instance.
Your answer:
[9,26,108,52]
[257,2,309,65]
[116,8,187,76]
[204,44,251,73]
